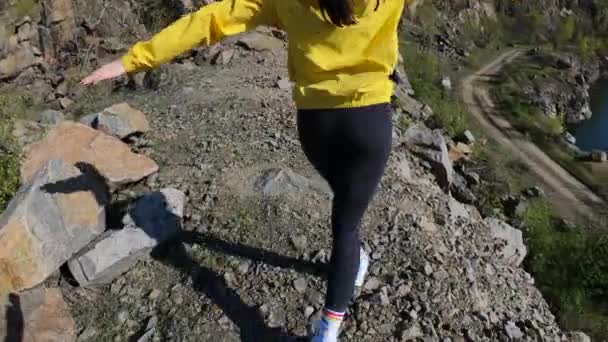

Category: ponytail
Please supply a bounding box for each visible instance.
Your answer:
[319,0,381,27]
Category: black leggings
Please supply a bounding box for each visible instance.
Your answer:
[297,103,393,313]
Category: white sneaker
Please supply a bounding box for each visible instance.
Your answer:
[311,318,339,342]
[354,247,369,287]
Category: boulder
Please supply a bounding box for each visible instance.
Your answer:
[485,218,527,267]
[448,142,473,162]
[0,159,108,295]
[464,171,480,186]
[30,80,55,103]
[524,186,546,198]
[400,323,423,341]
[58,97,74,109]
[211,47,235,65]
[13,67,37,86]
[501,195,527,218]
[0,46,39,80]
[21,121,158,188]
[504,321,524,339]
[82,103,151,139]
[402,124,453,188]
[68,189,185,286]
[450,172,476,204]
[12,119,44,146]
[16,17,38,43]
[237,32,283,51]
[198,44,222,64]
[55,81,69,97]
[0,287,77,342]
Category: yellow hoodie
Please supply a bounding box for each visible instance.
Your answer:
[122,0,406,109]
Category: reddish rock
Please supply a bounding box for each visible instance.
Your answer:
[21,121,158,187]
[0,160,107,296]
[0,287,77,342]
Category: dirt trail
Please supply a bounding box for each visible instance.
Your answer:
[460,49,604,220]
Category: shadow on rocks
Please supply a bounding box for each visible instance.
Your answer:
[40,162,110,207]
[178,232,327,278]
[151,238,309,342]
[5,293,24,342]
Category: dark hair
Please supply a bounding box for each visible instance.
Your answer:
[319,0,381,27]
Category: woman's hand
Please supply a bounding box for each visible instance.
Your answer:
[80,59,127,85]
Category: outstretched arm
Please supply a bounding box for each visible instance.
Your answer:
[82,0,276,85]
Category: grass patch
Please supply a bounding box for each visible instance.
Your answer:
[11,0,38,19]
[401,45,467,137]
[409,1,442,35]
[0,88,37,210]
[473,140,536,216]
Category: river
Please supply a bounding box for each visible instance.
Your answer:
[574,78,608,151]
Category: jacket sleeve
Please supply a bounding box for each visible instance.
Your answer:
[122,0,277,73]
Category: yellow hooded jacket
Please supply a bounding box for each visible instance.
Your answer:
[122,0,406,109]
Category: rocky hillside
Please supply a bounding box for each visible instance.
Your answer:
[0,1,596,341]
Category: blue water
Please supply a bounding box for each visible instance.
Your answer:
[574,79,608,151]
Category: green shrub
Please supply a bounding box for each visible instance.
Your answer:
[523,200,608,338]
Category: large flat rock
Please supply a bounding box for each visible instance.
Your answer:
[0,159,108,295]
[80,103,150,139]
[68,188,185,286]
[21,121,158,187]
[485,218,527,267]
[403,124,453,189]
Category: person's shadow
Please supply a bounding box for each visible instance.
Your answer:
[147,218,325,341]
[41,162,322,342]
[150,237,314,342]
[4,294,24,342]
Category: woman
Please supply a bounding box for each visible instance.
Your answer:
[82,0,405,341]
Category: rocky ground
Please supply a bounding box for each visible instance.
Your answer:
[0,1,597,342]
[1,28,586,342]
